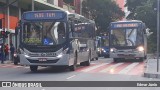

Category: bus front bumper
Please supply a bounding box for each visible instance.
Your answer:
[19,54,74,66]
[110,52,145,59]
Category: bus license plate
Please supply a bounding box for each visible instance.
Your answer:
[38,58,47,62]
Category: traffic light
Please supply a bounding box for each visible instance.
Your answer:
[1,31,5,38]
[0,31,10,38]
[5,31,10,38]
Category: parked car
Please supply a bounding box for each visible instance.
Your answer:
[97,46,110,58]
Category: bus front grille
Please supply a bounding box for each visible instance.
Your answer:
[27,59,59,63]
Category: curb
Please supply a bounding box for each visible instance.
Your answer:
[143,58,160,79]
[0,60,13,64]
[144,72,160,79]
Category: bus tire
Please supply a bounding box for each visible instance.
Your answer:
[85,51,91,66]
[113,58,118,62]
[95,57,98,60]
[139,58,144,62]
[30,66,38,72]
[85,55,91,66]
[81,51,91,66]
[13,56,19,65]
[70,52,77,71]
[144,55,147,59]
[14,60,18,65]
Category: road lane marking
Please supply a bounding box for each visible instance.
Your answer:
[24,66,30,69]
[100,63,123,73]
[81,63,108,72]
[13,65,23,68]
[118,63,139,74]
[67,75,76,79]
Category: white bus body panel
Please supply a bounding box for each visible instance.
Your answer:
[110,50,145,59]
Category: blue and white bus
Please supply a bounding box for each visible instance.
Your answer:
[15,10,98,71]
[109,20,147,62]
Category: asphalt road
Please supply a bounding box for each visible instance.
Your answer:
[0,57,160,90]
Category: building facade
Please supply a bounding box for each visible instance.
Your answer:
[115,0,125,11]
[0,0,83,50]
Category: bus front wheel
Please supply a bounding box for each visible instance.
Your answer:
[30,66,38,72]
[70,53,77,71]
[113,58,118,62]
[85,53,91,66]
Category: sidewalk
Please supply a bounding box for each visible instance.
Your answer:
[144,58,160,79]
[0,60,13,64]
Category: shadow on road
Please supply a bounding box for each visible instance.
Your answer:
[25,66,71,74]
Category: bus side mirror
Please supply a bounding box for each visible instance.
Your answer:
[145,28,153,36]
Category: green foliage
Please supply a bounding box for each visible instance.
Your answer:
[82,0,124,35]
[125,0,157,53]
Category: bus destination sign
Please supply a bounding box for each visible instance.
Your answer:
[23,11,65,21]
[113,23,139,28]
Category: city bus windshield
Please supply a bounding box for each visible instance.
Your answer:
[110,28,143,46]
[22,21,66,45]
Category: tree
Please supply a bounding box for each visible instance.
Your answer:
[125,0,157,53]
[82,0,124,35]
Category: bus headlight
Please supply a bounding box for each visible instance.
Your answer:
[57,53,63,58]
[24,54,30,58]
[137,46,144,52]
[110,48,116,53]
[102,49,106,52]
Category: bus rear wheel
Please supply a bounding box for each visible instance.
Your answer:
[69,53,77,71]
[139,57,144,62]
[95,57,98,60]
[30,66,38,72]
[82,51,91,66]
[113,58,119,62]
[85,54,91,66]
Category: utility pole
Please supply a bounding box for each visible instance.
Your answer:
[157,0,160,72]
[1,13,5,64]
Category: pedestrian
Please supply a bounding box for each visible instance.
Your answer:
[4,44,9,60]
[1,43,5,64]
[10,44,15,61]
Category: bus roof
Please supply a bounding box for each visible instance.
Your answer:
[68,13,95,23]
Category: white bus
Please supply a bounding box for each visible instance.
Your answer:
[15,10,98,71]
[109,20,147,62]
